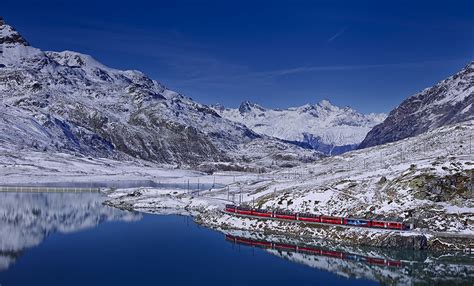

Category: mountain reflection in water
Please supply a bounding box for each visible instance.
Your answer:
[0,192,472,286]
[0,192,140,271]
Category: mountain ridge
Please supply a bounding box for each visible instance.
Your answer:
[0,18,321,169]
[359,61,474,149]
[212,99,386,155]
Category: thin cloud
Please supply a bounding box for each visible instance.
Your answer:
[175,58,468,85]
[327,27,347,43]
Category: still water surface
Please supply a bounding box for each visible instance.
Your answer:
[0,192,471,285]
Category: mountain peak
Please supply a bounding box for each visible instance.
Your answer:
[0,17,29,46]
[316,99,338,110]
[239,100,265,114]
[211,103,226,111]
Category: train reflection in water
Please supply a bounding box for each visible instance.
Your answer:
[225,234,402,268]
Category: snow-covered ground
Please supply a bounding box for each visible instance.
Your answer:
[0,146,260,187]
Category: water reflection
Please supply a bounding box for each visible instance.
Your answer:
[224,231,474,285]
[0,192,140,271]
[1,192,472,285]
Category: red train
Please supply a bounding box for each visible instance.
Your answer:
[224,204,409,230]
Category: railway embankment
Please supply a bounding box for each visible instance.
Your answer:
[104,182,472,251]
[197,209,429,250]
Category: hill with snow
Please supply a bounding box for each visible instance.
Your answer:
[212,100,385,155]
[0,17,321,169]
[106,119,474,251]
[359,62,474,149]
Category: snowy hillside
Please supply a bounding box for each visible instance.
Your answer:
[0,18,321,168]
[106,119,474,250]
[359,61,474,148]
[213,100,385,155]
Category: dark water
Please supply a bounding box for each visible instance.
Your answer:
[0,192,472,286]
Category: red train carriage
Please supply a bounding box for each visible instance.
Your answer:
[297,213,321,223]
[251,209,273,218]
[235,237,254,246]
[235,206,253,216]
[298,246,322,255]
[273,210,297,220]
[366,257,387,266]
[371,220,387,228]
[321,215,344,225]
[274,243,297,251]
[251,240,273,248]
[225,204,237,213]
[371,220,405,230]
[386,260,402,267]
[386,222,403,230]
[321,249,345,259]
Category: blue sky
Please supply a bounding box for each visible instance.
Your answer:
[3,0,473,113]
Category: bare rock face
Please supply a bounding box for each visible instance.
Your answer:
[0,18,321,167]
[359,62,474,149]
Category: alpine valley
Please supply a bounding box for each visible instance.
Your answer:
[1,16,473,263]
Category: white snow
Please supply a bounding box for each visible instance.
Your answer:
[213,100,386,151]
[101,120,474,239]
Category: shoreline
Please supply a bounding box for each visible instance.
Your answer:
[103,187,473,252]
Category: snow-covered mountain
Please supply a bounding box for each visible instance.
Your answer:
[359,62,474,149]
[0,18,321,168]
[212,100,386,155]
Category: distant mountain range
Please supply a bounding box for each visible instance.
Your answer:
[213,100,385,155]
[359,62,473,149]
[1,16,472,167]
[0,17,321,170]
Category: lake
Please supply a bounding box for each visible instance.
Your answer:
[0,192,472,285]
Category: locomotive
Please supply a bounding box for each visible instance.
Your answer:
[224,204,409,230]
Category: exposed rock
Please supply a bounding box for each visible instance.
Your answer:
[359,62,474,149]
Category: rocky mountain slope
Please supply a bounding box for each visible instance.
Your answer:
[0,18,321,168]
[213,100,385,155]
[359,61,474,149]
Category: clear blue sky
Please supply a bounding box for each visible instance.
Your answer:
[3,0,473,113]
